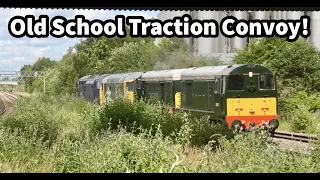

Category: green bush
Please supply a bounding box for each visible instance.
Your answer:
[0,126,187,173]
[0,96,59,146]
[97,97,185,137]
[278,90,320,133]
[97,97,233,147]
[0,94,99,145]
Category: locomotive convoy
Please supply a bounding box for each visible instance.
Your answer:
[76,64,280,132]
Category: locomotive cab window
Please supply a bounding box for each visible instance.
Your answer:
[259,73,275,90]
[126,82,135,91]
[227,75,244,91]
[137,80,142,89]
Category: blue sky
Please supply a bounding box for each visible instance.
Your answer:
[0,8,159,71]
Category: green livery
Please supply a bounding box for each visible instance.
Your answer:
[76,64,279,131]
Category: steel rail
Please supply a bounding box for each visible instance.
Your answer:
[272,130,318,143]
[0,94,7,115]
[4,93,18,100]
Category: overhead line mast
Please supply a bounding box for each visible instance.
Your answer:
[0,71,46,94]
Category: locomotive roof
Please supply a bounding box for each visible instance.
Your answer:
[180,65,231,80]
[95,74,111,88]
[86,74,102,84]
[140,65,235,81]
[179,65,240,80]
[78,64,271,84]
[78,75,92,81]
[140,64,269,81]
[101,72,143,83]
[123,72,144,81]
[180,64,270,80]
[140,68,191,81]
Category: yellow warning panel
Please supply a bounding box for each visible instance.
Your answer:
[127,91,134,103]
[175,92,181,108]
[226,97,277,116]
[100,83,105,105]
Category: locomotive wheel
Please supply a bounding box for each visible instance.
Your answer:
[231,120,242,133]
[268,119,279,133]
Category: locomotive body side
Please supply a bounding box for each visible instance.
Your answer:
[177,66,228,120]
[140,69,188,107]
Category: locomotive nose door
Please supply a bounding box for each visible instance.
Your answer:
[125,80,135,103]
[213,77,225,116]
[245,72,258,93]
[93,79,98,101]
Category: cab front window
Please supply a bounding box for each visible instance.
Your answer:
[259,73,275,90]
[227,75,244,91]
[126,82,135,91]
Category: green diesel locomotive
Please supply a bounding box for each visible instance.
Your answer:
[76,64,279,131]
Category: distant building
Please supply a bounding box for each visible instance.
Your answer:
[156,11,318,64]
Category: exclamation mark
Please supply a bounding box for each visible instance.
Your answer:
[301,16,310,37]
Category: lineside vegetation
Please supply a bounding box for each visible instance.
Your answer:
[0,94,320,172]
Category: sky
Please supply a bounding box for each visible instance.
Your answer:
[0,8,159,71]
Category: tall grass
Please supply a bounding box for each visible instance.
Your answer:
[0,93,320,172]
[97,97,233,147]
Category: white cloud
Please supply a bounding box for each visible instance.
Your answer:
[32,46,52,58]
[0,8,160,71]
[1,8,36,26]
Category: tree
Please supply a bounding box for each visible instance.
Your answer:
[19,57,57,92]
[108,40,158,73]
[153,37,222,70]
[157,37,191,53]
[153,50,222,70]
[52,51,78,94]
[32,57,57,71]
[233,37,320,93]
[20,64,33,92]
[71,26,155,77]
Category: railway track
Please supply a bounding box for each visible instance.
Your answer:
[0,95,6,115]
[272,130,318,143]
[0,92,18,116]
[3,92,18,101]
